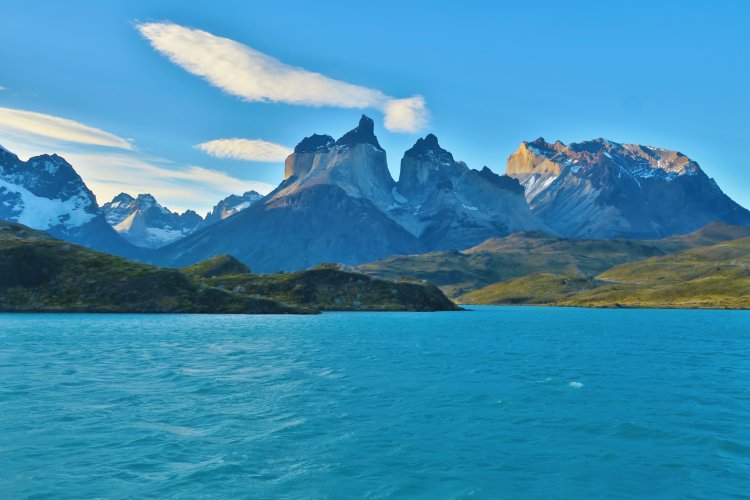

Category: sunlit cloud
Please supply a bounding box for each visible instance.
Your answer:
[196,138,292,162]
[137,22,429,133]
[63,152,274,213]
[0,108,274,214]
[0,106,133,150]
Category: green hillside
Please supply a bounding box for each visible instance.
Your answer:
[186,260,461,312]
[457,236,749,309]
[459,273,599,305]
[0,221,304,314]
[562,237,750,309]
[359,223,750,300]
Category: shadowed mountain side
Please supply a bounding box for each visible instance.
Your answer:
[152,184,422,272]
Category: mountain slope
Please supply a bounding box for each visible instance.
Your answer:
[0,145,140,257]
[391,134,546,249]
[506,137,750,238]
[201,190,263,227]
[153,116,422,271]
[103,193,202,248]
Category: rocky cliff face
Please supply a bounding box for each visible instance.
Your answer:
[392,134,546,249]
[0,145,138,256]
[277,115,396,212]
[152,116,422,271]
[506,138,750,238]
[102,193,203,248]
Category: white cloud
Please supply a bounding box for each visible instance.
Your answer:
[196,138,292,162]
[63,152,274,213]
[0,106,133,150]
[0,108,274,214]
[137,22,429,133]
[383,97,429,133]
[0,86,5,91]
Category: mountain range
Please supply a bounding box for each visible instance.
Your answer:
[2,115,749,273]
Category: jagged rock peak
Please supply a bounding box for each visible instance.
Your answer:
[404,133,454,162]
[335,114,383,151]
[294,133,335,154]
[111,192,134,203]
[478,166,525,195]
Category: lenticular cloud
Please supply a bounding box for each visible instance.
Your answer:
[137,22,428,133]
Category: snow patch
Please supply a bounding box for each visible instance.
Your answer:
[0,177,94,229]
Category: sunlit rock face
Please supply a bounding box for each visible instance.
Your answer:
[279,115,396,212]
[152,116,422,271]
[506,137,750,238]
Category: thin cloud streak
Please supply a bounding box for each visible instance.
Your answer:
[64,152,274,213]
[137,22,429,133]
[0,109,274,214]
[0,106,133,150]
[196,138,292,162]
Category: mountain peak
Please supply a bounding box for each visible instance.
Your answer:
[294,133,334,154]
[113,192,134,201]
[404,133,454,161]
[335,114,383,151]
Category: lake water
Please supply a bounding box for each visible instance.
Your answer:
[1,307,749,498]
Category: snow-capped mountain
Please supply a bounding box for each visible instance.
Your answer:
[152,116,547,271]
[202,190,263,227]
[102,193,203,248]
[506,137,750,238]
[0,144,137,256]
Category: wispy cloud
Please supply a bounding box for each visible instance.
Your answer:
[196,138,292,162]
[0,107,273,214]
[0,106,133,150]
[137,22,429,133]
[63,152,274,213]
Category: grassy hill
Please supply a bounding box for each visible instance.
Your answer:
[0,221,305,314]
[359,222,750,300]
[0,222,459,313]
[459,273,599,305]
[561,237,750,309]
[184,259,460,312]
[457,236,750,309]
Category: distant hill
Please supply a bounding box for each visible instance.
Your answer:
[562,237,750,309]
[457,231,750,309]
[359,222,750,299]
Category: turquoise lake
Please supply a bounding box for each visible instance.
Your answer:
[1,307,749,498]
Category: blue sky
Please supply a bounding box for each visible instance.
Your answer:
[1,0,749,213]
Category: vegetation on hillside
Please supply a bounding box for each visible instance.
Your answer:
[186,262,461,312]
